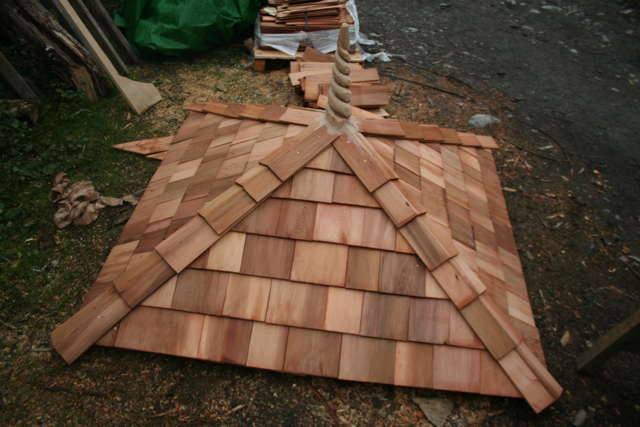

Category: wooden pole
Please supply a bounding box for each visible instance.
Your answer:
[86,0,140,64]
[577,309,640,374]
[0,51,39,100]
[52,0,161,114]
[70,0,128,75]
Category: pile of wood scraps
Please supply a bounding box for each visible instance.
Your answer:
[290,47,391,115]
[260,0,354,34]
[253,1,362,71]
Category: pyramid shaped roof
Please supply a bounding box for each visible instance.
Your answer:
[51,27,561,413]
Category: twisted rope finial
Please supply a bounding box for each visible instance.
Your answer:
[325,24,352,128]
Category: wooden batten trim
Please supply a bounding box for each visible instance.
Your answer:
[399,121,425,140]
[399,214,457,271]
[498,349,557,413]
[260,121,337,181]
[183,102,499,149]
[259,104,288,122]
[113,250,174,307]
[449,257,487,295]
[236,165,282,202]
[155,215,220,272]
[198,184,257,235]
[201,102,232,116]
[460,294,521,360]
[333,133,397,192]
[279,108,324,125]
[373,181,420,228]
[516,342,563,399]
[51,284,130,364]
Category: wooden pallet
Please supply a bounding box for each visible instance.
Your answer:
[253,45,363,71]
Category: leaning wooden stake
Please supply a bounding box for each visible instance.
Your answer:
[53,0,161,114]
[0,51,39,100]
[70,0,128,75]
[577,308,640,374]
[85,0,140,64]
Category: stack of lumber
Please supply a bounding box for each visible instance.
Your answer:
[290,47,391,114]
[260,0,354,34]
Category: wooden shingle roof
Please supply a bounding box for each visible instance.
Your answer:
[51,27,561,414]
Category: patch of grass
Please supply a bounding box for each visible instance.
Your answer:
[0,80,156,331]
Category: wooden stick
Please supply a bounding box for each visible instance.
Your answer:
[53,0,161,114]
[70,0,128,75]
[0,51,38,100]
[85,0,140,64]
[577,309,640,374]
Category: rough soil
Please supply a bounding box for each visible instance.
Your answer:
[1,1,640,426]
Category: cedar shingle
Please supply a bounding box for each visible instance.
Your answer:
[275,200,317,240]
[116,307,204,359]
[198,316,253,365]
[324,287,364,334]
[265,280,328,329]
[360,293,410,340]
[240,235,295,279]
[222,274,271,321]
[346,247,381,291]
[290,241,348,286]
[313,203,365,246]
[172,269,229,315]
[409,299,451,344]
[246,322,288,370]
[379,252,426,297]
[394,342,434,388]
[284,328,341,377]
[339,335,396,384]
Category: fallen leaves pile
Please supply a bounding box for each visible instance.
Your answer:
[49,172,137,228]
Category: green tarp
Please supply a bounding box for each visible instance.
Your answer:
[114,0,261,56]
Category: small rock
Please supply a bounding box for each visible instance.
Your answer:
[413,397,454,427]
[541,5,562,12]
[468,114,501,128]
[560,330,571,346]
[573,409,588,426]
